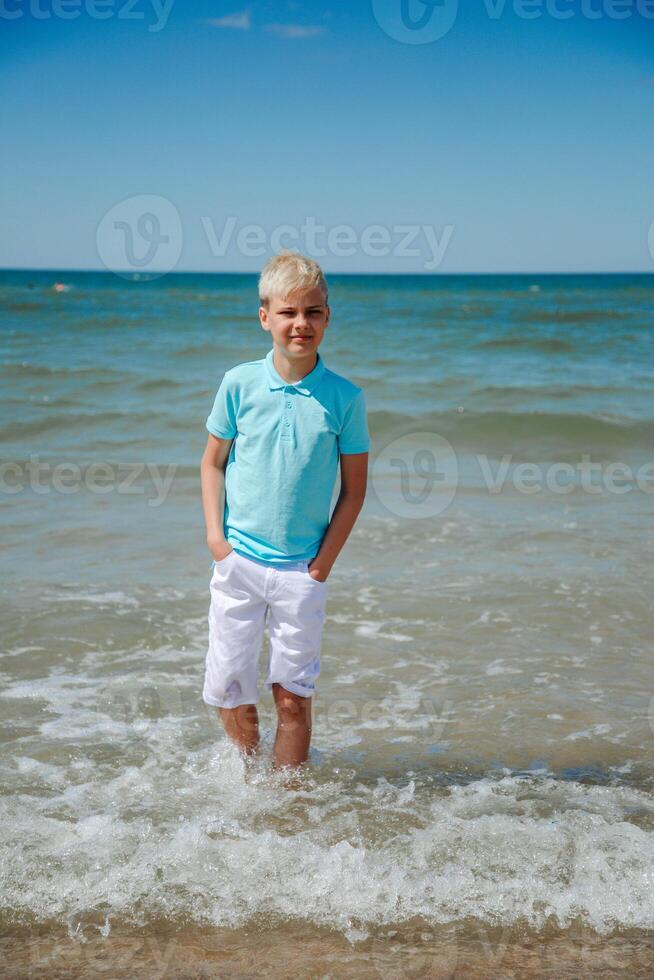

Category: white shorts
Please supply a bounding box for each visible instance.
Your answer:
[203,548,328,709]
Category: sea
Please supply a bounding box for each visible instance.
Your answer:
[1,270,653,977]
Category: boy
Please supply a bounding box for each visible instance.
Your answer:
[200,251,370,772]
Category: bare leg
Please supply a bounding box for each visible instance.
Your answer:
[217,704,260,756]
[272,683,312,771]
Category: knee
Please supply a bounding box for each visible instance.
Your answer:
[219,703,258,736]
[273,685,310,723]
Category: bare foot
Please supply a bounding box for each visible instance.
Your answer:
[272,761,309,791]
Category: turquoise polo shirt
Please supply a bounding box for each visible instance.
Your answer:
[206,348,370,564]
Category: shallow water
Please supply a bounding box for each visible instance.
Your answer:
[1,270,653,972]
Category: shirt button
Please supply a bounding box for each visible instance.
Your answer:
[285,401,292,408]
[283,419,291,426]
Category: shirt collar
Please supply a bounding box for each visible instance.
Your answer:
[264,347,326,396]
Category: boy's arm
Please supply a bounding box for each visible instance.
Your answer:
[308,452,368,581]
[200,433,233,560]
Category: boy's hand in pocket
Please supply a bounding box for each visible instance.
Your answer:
[208,537,234,562]
[307,560,330,582]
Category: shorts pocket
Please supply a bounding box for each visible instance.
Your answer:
[213,548,236,567]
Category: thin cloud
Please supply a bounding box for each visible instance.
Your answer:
[206,10,252,31]
[264,23,325,39]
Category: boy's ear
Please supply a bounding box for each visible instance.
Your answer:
[259,305,270,331]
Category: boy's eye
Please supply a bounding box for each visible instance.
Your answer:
[279,309,322,316]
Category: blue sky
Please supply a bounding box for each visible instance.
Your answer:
[2,0,653,273]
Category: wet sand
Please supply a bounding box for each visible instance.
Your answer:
[3,920,654,979]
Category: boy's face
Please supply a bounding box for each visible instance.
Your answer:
[259,286,330,360]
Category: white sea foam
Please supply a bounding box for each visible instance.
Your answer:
[1,754,653,937]
[565,724,613,741]
[485,659,523,676]
[53,591,140,608]
[355,621,414,642]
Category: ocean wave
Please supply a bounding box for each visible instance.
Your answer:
[514,309,636,325]
[2,406,650,452]
[0,752,652,936]
[476,336,575,353]
[1,302,45,314]
[0,362,128,379]
[175,344,219,357]
[0,410,164,441]
[368,409,654,449]
[472,383,630,400]
[136,377,183,392]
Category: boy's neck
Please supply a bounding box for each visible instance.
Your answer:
[272,346,318,384]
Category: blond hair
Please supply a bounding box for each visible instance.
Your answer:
[258,250,328,308]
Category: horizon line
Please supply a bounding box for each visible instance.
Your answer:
[2,267,654,278]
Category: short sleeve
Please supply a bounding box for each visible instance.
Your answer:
[206,371,238,439]
[338,389,370,455]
